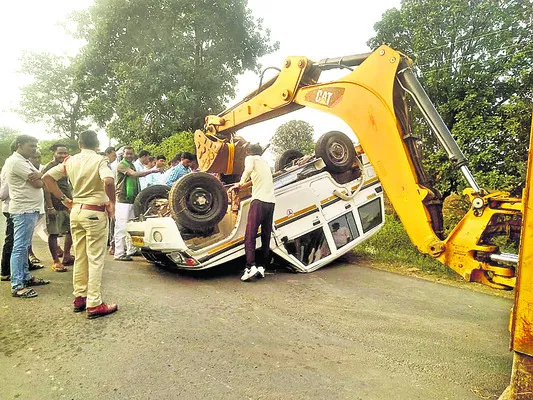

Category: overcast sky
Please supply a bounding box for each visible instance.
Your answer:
[0,0,401,152]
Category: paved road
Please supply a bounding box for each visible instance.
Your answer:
[0,218,513,399]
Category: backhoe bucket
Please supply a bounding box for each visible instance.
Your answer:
[194,129,248,175]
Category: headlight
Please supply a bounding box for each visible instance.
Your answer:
[167,252,183,264]
[152,230,163,242]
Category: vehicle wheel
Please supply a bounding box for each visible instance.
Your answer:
[274,149,304,172]
[219,173,240,185]
[133,185,170,218]
[169,172,228,231]
[315,131,356,173]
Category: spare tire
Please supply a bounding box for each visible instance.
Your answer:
[169,172,228,231]
[315,131,356,173]
[133,185,170,218]
[274,149,304,172]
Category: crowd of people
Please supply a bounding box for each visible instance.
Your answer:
[1,131,276,318]
[0,131,202,318]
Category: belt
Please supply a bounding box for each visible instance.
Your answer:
[78,204,106,212]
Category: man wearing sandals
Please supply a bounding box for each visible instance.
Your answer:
[4,135,50,298]
[43,130,118,319]
[42,143,74,273]
[1,141,46,282]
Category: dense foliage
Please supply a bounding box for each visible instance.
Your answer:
[271,120,315,157]
[129,131,195,162]
[368,0,533,196]
[71,0,279,144]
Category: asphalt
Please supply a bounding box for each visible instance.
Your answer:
[0,215,514,400]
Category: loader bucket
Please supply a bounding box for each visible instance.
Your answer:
[194,129,248,175]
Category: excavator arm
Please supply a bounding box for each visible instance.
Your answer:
[198,45,521,290]
[196,44,533,397]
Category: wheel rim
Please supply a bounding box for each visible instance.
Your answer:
[187,187,213,215]
[329,141,349,165]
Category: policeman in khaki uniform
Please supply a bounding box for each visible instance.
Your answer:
[43,130,118,319]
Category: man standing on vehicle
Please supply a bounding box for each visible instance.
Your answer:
[233,143,275,281]
[114,146,159,261]
[43,130,118,318]
[42,143,74,272]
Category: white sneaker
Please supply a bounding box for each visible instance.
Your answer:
[241,265,259,281]
[256,266,265,279]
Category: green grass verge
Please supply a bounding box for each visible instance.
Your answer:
[353,214,457,278]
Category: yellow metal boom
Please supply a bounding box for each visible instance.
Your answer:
[199,45,522,290]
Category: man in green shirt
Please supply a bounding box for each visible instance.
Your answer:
[114,146,159,261]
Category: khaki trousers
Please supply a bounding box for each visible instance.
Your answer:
[70,204,108,308]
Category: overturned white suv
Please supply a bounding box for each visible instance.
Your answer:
[126,131,384,273]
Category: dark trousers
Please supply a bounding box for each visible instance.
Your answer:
[244,200,275,267]
[1,212,14,276]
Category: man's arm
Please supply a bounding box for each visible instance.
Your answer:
[103,177,115,218]
[41,164,56,214]
[99,158,116,216]
[43,188,56,216]
[27,172,44,188]
[42,164,72,208]
[12,160,43,188]
[117,162,158,178]
[42,175,72,209]
[125,168,157,178]
[233,157,253,189]
[239,157,253,185]
[0,171,9,201]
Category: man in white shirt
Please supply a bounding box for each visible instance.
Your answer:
[4,135,49,298]
[233,143,275,281]
[134,149,151,191]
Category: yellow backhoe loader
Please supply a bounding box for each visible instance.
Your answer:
[195,45,533,398]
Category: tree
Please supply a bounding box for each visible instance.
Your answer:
[368,0,533,196]
[271,120,315,157]
[130,131,195,162]
[18,53,90,139]
[0,126,19,167]
[71,0,279,144]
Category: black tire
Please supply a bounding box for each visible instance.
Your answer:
[315,131,356,173]
[274,149,304,172]
[133,185,170,218]
[219,173,240,185]
[169,172,228,231]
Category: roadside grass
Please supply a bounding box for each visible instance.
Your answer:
[352,193,518,299]
[353,213,457,279]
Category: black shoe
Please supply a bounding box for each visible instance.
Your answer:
[29,262,44,271]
